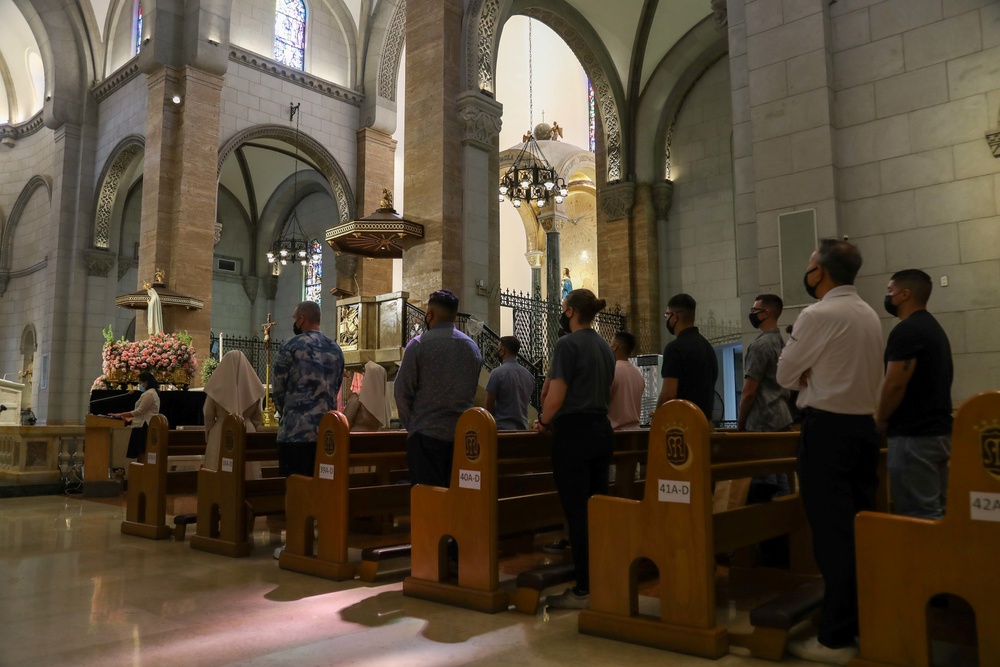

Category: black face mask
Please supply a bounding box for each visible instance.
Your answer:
[748,311,764,329]
[666,314,677,336]
[559,311,571,333]
[884,294,899,317]
[293,321,303,336]
[803,267,820,299]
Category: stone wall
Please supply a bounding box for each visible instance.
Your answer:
[95,74,148,181]
[663,57,740,327]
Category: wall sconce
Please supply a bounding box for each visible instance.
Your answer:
[171,95,182,104]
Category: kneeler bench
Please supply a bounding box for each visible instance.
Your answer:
[727,579,824,660]
[358,544,412,582]
[508,562,576,614]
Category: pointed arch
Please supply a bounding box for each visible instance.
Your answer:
[362,0,405,132]
[93,135,145,250]
[2,174,51,272]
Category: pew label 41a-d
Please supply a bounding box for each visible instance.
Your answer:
[970,491,1000,522]
[459,469,481,490]
[658,479,691,504]
[221,457,233,473]
[319,463,335,480]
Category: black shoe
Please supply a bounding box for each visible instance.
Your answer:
[543,538,569,554]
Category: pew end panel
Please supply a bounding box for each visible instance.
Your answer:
[851,390,1000,667]
[121,415,171,540]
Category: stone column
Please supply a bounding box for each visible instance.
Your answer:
[596,180,636,309]
[540,214,565,304]
[138,65,223,359]
[352,128,396,296]
[458,91,503,325]
[402,0,464,308]
[525,250,544,300]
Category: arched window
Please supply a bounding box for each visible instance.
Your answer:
[135,2,143,55]
[304,239,322,305]
[587,81,596,153]
[274,0,306,70]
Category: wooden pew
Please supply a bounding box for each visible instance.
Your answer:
[279,412,410,580]
[850,390,1000,667]
[579,399,818,659]
[120,416,206,540]
[189,415,284,557]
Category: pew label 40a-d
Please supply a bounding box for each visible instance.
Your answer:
[319,463,335,480]
[970,491,1000,521]
[459,469,481,490]
[658,479,691,504]
[221,457,233,473]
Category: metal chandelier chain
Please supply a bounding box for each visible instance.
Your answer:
[528,20,533,131]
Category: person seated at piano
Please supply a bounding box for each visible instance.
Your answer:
[110,371,161,460]
[203,351,265,470]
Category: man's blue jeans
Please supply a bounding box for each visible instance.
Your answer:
[888,434,951,519]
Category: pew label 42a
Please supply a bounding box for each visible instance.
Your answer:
[221,457,233,473]
[658,479,691,504]
[970,492,1000,521]
[459,469,481,490]
[319,463,335,480]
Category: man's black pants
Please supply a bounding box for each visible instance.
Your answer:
[552,413,613,594]
[278,441,316,477]
[406,432,454,487]
[798,408,880,648]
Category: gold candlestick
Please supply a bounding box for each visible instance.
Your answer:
[261,313,277,427]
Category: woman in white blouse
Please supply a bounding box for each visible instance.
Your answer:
[111,371,161,459]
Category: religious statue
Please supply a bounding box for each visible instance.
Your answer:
[153,267,165,285]
[261,312,276,342]
[561,267,573,300]
[146,271,164,336]
[380,188,394,211]
[522,130,533,143]
[551,121,564,141]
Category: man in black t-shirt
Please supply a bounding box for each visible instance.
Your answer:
[657,293,719,422]
[875,269,954,519]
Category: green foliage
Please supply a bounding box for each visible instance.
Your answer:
[201,356,219,385]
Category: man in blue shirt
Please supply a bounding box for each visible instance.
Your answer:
[394,290,482,487]
[486,336,535,430]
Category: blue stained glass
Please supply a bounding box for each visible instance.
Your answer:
[135,3,143,56]
[274,0,306,69]
[305,240,322,306]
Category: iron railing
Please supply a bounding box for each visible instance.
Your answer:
[209,332,284,384]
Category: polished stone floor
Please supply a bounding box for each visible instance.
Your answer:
[0,495,831,667]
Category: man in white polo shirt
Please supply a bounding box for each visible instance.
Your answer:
[776,239,883,664]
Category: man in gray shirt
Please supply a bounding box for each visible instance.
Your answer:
[485,336,535,430]
[394,289,482,487]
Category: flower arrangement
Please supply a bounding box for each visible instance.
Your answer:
[99,325,198,385]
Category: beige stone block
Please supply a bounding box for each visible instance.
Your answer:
[734,155,756,195]
[958,215,1000,263]
[730,54,750,90]
[952,351,1000,404]
[756,209,782,247]
[903,11,982,71]
[749,62,788,107]
[758,245,781,286]
[730,22,748,58]
[915,175,996,226]
[733,121,754,159]
[954,140,1000,180]
[870,0,943,41]
[839,162,882,201]
[885,223,961,269]
[732,86,751,124]
[947,45,1000,100]
[851,234,887,276]
[840,190,916,238]
[790,125,834,172]
[983,2,1000,48]
[787,48,830,95]
[736,192,757,225]
[755,166,836,211]
[833,36,904,90]
[829,0,883,18]
[746,0,784,36]
[879,147,955,194]
[874,64,949,118]
[946,0,997,18]
[836,115,910,167]
[747,12,826,70]
[934,311,966,354]
[750,88,832,141]
[964,308,1000,353]
[832,8,871,52]
[834,83,876,127]
[782,0,821,23]
[752,135,793,180]
[909,94,989,152]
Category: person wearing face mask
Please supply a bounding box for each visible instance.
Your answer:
[485,336,534,430]
[875,269,953,520]
[776,239,882,663]
[271,301,344,479]
[393,289,482,487]
[111,371,161,460]
[535,288,615,610]
[657,293,718,422]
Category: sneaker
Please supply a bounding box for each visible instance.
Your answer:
[273,545,285,560]
[787,636,857,665]
[542,538,570,554]
[545,586,589,610]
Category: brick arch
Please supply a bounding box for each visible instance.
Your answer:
[93,135,145,250]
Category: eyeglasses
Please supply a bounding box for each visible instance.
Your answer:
[663,311,680,319]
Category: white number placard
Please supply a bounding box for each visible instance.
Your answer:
[319,463,335,480]
[459,469,481,490]
[970,492,1000,522]
[221,457,234,473]
[146,452,157,465]
[658,479,691,504]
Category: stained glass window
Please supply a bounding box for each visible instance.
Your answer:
[588,81,596,153]
[135,3,143,56]
[274,0,306,70]
[304,239,322,305]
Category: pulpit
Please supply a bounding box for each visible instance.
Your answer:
[0,379,24,425]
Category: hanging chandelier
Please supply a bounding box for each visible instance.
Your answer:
[498,19,567,210]
[266,102,313,270]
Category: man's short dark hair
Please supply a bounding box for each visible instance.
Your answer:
[755,293,784,318]
[428,289,459,320]
[667,293,697,321]
[891,269,933,304]
[295,300,321,324]
[499,335,521,356]
[614,331,636,356]
[816,239,863,286]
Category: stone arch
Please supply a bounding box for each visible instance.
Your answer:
[464,0,627,182]
[2,174,51,271]
[218,124,356,225]
[20,323,36,355]
[636,15,727,183]
[93,135,145,250]
[362,0,405,132]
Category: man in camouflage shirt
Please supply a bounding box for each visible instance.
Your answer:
[272,301,344,477]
